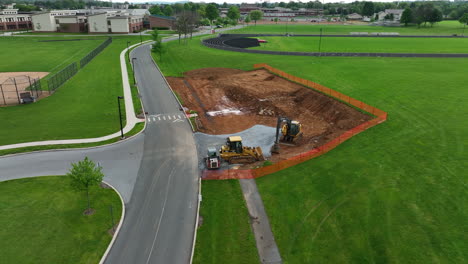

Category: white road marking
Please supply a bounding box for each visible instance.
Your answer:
[153,117,156,121]
[158,116,161,121]
[178,115,182,119]
[147,118,151,122]
[168,116,172,120]
[173,115,176,119]
[145,166,176,264]
[163,116,166,120]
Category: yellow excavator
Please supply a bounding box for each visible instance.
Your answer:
[272,117,303,153]
[220,136,264,164]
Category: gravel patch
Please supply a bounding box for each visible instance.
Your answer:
[194,125,276,169]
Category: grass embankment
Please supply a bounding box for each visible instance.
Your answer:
[0,176,122,264]
[193,180,259,264]
[251,36,468,53]
[0,36,150,146]
[233,20,466,36]
[155,25,467,263]
[0,37,102,75]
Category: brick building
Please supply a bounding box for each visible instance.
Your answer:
[149,14,176,30]
[0,7,33,31]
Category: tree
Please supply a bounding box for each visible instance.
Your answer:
[227,6,240,22]
[205,4,219,27]
[362,2,374,17]
[428,8,442,27]
[460,13,468,36]
[245,15,251,24]
[249,10,263,26]
[67,157,104,215]
[151,29,164,60]
[149,5,163,15]
[163,5,173,16]
[400,8,412,27]
[274,17,279,24]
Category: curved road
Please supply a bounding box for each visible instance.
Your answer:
[0,43,199,263]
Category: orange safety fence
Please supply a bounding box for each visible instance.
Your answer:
[202,64,388,180]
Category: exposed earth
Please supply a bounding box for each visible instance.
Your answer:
[167,68,372,162]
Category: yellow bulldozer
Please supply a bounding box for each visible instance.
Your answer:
[220,136,264,164]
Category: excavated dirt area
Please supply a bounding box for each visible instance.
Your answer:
[167,68,372,163]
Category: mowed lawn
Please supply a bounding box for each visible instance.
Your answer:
[155,25,467,263]
[250,36,468,53]
[193,180,259,264]
[233,20,466,35]
[0,36,149,146]
[0,37,103,74]
[0,176,122,264]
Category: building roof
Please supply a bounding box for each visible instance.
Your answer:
[108,16,129,19]
[150,14,175,20]
[385,9,404,15]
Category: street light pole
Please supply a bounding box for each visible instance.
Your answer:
[126,41,130,61]
[117,96,124,139]
[140,31,142,44]
[131,58,137,84]
[318,28,323,56]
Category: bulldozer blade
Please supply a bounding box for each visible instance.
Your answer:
[255,147,265,161]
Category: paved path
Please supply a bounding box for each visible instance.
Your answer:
[240,179,282,264]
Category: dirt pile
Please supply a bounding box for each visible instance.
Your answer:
[167,68,372,162]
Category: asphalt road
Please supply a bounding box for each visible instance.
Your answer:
[103,44,199,264]
[0,43,199,264]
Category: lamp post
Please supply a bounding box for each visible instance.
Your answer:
[318,28,323,56]
[117,96,124,139]
[131,58,137,84]
[140,30,142,44]
[126,41,130,61]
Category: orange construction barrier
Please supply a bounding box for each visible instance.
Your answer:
[202,64,387,180]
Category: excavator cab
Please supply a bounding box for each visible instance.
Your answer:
[222,136,243,153]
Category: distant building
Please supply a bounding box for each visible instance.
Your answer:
[375,9,404,21]
[148,14,176,30]
[0,5,33,31]
[347,13,363,20]
[31,9,145,33]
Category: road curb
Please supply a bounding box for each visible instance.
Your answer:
[99,180,126,264]
[190,177,202,264]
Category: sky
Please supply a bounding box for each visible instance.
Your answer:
[127,0,409,4]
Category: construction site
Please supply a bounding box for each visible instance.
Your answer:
[167,67,373,169]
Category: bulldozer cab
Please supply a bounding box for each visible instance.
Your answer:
[227,136,243,153]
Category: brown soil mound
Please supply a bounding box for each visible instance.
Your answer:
[167,68,372,161]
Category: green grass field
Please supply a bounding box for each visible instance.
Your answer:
[0,36,150,146]
[250,36,468,53]
[0,37,103,74]
[193,180,259,264]
[154,24,467,263]
[234,20,467,36]
[0,176,122,264]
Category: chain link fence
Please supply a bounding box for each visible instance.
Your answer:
[80,37,112,68]
[0,75,43,106]
[47,62,78,93]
